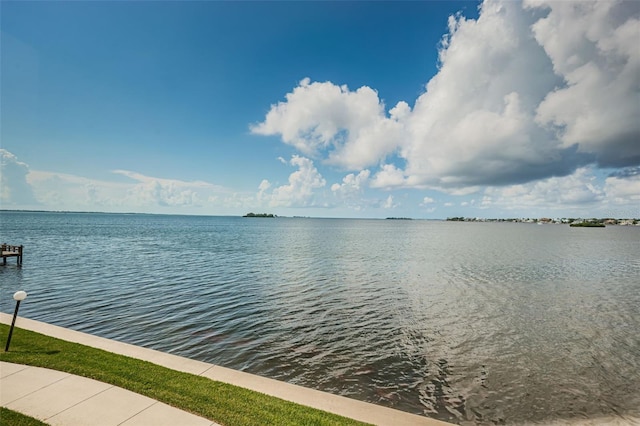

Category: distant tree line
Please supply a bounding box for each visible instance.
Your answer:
[243,212,276,218]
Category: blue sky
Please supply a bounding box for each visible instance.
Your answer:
[2,0,639,219]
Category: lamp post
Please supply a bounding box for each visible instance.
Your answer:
[5,291,27,352]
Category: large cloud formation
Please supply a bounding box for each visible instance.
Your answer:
[252,0,640,193]
[251,78,409,170]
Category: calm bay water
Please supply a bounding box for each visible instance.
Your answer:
[1,211,639,425]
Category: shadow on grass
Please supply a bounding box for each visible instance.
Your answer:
[3,349,61,355]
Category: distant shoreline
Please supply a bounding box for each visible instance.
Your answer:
[1,209,638,224]
[446,216,638,225]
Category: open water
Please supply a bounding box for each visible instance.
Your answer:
[1,211,639,425]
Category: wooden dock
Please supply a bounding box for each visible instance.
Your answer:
[1,244,23,266]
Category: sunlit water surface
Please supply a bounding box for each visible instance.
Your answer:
[1,212,639,425]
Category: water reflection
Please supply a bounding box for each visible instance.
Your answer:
[1,212,639,425]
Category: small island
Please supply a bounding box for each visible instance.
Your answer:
[243,212,276,218]
[569,222,605,227]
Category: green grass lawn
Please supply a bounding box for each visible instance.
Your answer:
[0,408,48,426]
[0,324,368,426]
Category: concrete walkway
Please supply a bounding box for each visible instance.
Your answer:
[0,314,454,426]
[1,362,218,426]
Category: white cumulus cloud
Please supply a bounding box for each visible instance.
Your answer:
[251,78,408,170]
[370,164,409,189]
[331,169,370,197]
[604,167,640,209]
[421,196,435,205]
[482,167,607,212]
[259,156,326,207]
[330,170,371,210]
[526,0,640,167]
[252,0,640,194]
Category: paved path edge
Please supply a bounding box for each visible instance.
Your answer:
[1,361,218,426]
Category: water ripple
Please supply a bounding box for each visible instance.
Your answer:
[1,213,639,425]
